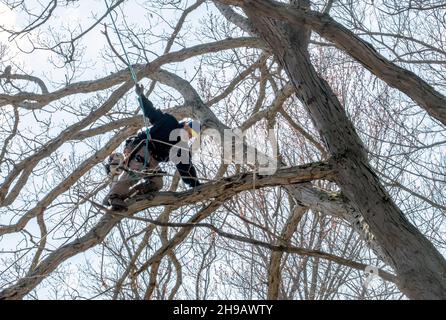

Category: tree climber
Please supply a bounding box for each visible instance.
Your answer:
[103,84,201,211]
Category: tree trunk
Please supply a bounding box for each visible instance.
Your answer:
[243,3,446,299]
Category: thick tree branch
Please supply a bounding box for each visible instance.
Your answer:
[213,2,257,36]
[0,37,263,110]
[127,161,334,211]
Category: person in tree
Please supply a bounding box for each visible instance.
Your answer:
[104,84,201,211]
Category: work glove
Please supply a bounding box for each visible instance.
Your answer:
[135,83,144,96]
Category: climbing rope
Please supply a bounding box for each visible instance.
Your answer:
[104,0,151,168]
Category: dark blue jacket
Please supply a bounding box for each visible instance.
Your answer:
[136,94,200,188]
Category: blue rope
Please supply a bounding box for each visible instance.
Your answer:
[104,0,151,169]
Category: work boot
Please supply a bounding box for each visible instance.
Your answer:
[108,195,128,212]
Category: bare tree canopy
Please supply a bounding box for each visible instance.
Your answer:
[0,0,445,300]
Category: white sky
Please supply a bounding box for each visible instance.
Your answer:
[0,3,15,43]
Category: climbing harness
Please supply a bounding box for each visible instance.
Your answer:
[104,0,151,168]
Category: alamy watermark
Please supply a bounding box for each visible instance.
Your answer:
[168,127,278,175]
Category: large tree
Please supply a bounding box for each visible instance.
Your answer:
[0,0,444,299]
